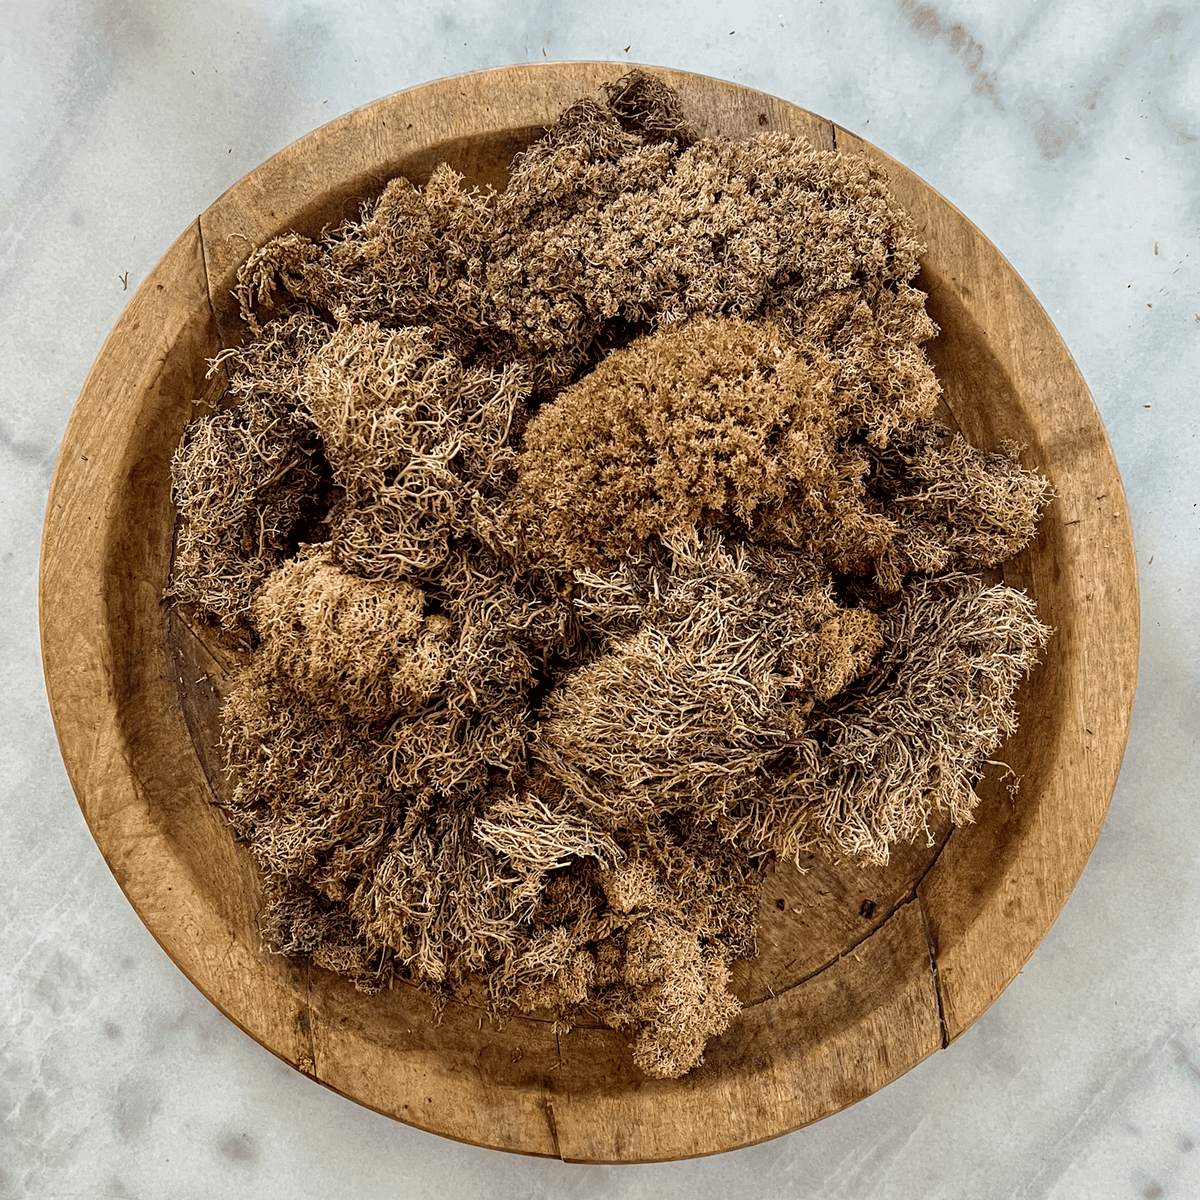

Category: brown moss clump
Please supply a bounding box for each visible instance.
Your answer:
[168,313,332,627]
[167,71,1056,1081]
[248,545,452,719]
[875,426,1057,582]
[594,916,741,1079]
[532,532,881,830]
[770,279,939,447]
[489,99,932,395]
[498,812,760,1075]
[258,874,389,992]
[381,545,566,803]
[505,311,954,587]
[736,574,1052,865]
[346,800,544,988]
[474,790,623,873]
[235,164,500,362]
[602,69,696,144]
[302,321,528,576]
[509,315,849,569]
[222,661,399,904]
[593,822,759,1077]
[224,552,570,994]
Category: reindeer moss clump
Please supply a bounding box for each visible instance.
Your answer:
[510,317,846,568]
[168,312,332,627]
[302,321,527,575]
[167,71,1054,1079]
[248,546,451,718]
[532,531,883,832]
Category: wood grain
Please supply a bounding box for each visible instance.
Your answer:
[40,64,1138,1161]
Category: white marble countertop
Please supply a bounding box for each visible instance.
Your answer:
[2,1,1196,1196]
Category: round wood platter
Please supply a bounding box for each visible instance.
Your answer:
[39,63,1139,1162]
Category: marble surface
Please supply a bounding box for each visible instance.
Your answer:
[2,0,1197,1196]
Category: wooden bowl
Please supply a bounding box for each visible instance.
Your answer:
[39,63,1138,1162]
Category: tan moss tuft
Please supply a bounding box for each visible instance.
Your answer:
[221,661,399,902]
[510,315,845,568]
[880,427,1057,577]
[235,164,500,360]
[258,873,390,991]
[601,69,695,144]
[347,802,544,987]
[773,282,941,445]
[168,313,332,628]
[248,545,452,719]
[590,916,742,1079]
[489,128,930,391]
[303,321,527,576]
[380,545,566,803]
[474,790,623,873]
[532,531,881,830]
[739,573,1052,865]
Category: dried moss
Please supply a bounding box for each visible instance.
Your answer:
[510,315,850,568]
[499,812,760,1074]
[735,573,1052,865]
[248,544,452,719]
[168,313,331,627]
[877,426,1056,582]
[235,164,501,362]
[490,103,932,395]
[379,545,567,803]
[168,70,1056,1081]
[532,531,881,831]
[222,660,399,903]
[258,873,390,991]
[602,70,695,144]
[593,915,742,1079]
[303,321,527,577]
[347,799,544,988]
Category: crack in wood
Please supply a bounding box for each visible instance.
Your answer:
[296,964,319,1079]
[918,893,950,1048]
[544,1094,563,1160]
[195,214,225,354]
[752,823,957,1003]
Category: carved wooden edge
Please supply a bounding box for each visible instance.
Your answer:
[38,64,1137,1161]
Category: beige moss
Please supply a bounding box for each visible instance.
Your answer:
[882,427,1057,579]
[221,660,398,904]
[235,163,500,361]
[303,321,527,577]
[490,95,933,394]
[591,916,742,1079]
[168,313,331,628]
[174,72,1057,1082]
[510,315,847,568]
[248,544,452,719]
[735,573,1052,865]
[532,531,882,831]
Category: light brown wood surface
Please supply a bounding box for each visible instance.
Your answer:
[39,63,1138,1162]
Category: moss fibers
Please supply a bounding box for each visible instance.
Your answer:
[168,71,1054,1079]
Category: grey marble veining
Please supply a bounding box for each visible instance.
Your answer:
[2,1,1197,1197]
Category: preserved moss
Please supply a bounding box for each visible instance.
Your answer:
[168,71,1054,1079]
